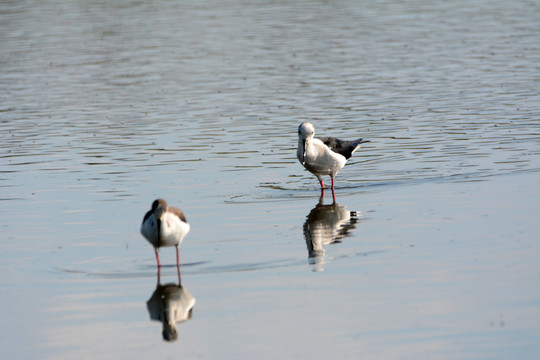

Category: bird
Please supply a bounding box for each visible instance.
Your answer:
[297,121,369,190]
[140,199,190,268]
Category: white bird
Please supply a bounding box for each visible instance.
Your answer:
[297,121,369,190]
[140,199,190,268]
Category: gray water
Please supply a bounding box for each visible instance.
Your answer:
[1,1,539,359]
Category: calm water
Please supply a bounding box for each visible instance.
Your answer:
[1,0,539,359]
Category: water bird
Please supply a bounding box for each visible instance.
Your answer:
[297,121,369,190]
[141,199,190,268]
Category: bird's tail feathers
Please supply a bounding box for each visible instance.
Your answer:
[354,138,370,145]
[351,138,370,150]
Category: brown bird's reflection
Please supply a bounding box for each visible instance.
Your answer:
[303,193,359,271]
[146,268,195,342]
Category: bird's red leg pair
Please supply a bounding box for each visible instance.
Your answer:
[154,247,182,283]
[319,178,336,202]
[319,178,336,190]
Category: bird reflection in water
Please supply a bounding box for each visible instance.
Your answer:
[146,268,196,342]
[303,193,359,271]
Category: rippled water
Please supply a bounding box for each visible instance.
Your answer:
[1,1,539,359]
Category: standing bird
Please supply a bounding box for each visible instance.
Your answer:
[297,121,369,190]
[141,199,190,268]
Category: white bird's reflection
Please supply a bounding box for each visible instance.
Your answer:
[146,269,196,342]
[303,194,359,271]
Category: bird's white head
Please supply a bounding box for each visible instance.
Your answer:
[298,121,315,140]
[298,122,315,165]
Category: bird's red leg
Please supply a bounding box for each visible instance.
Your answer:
[176,246,182,284]
[330,177,336,202]
[319,179,325,189]
[154,249,161,268]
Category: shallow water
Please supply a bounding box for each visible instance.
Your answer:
[1,0,539,359]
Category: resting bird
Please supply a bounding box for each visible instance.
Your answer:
[140,199,190,268]
[297,121,369,190]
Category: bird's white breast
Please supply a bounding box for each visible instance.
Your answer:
[160,212,190,247]
[140,212,190,248]
[304,138,347,176]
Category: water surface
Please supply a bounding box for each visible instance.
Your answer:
[1,1,539,359]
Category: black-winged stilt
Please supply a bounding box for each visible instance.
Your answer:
[297,121,369,191]
[140,199,190,270]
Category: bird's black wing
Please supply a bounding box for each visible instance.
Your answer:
[317,136,367,159]
[142,209,153,224]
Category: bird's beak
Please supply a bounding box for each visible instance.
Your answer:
[301,140,306,165]
[155,206,166,221]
